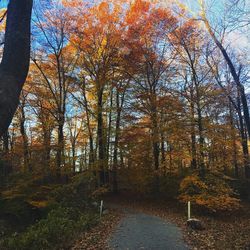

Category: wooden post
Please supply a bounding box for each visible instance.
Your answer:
[100,200,103,218]
[188,201,191,220]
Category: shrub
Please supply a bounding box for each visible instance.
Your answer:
[50,172,96,207]
[2,206,98,250]
[0,197,41,227]
[91,186,110,200]
[178,173,241,213]
[159,173,182,199]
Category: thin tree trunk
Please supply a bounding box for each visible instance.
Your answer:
[113,90,121,193]
[56,117,64,178]
[72,141,76,172]
[3,131,9,154]
[106,89,113,177]
[190,89,197,169]
[97,86,105,186]
[160,130,166,173]
[43,128,51,171]
[20,106,30,172]
[82,84,95,166]
[229,101,239,177]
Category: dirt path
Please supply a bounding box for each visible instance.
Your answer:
[108,208,188,250]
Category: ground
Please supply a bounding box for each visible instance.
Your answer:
[72,194,250,250]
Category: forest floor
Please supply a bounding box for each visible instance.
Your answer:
[72,194,250,250]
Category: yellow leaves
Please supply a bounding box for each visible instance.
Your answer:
[97,37,108,58]
[91,186,109,199]
[179,173,241,213]
[179,174,208,193]
[28,200,49,208]
[0,8,7,32]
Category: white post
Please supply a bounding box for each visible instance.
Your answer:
[100,200,103,219]
[188,201,191,220]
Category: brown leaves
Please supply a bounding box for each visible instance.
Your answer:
[71,211,122,250]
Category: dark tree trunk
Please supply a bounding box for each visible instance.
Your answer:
[190,94,197,169]
[82,84,95,166]
[151,103,160,171]
[72,141,76,172]
[106,89,113,173]
[20,106,30,172]
[229,102,239,177]
[97,86,105,186]
[3,131,9,154]
[0,0,33,137]
[197,103,205,178]
[56,117,64,178]
[43,128,51,170]
[113,90,121,193]
[237,90,250,178]
[203,15,250,140]
[160,130,166,173]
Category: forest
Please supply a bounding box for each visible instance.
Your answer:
[0,0,249,249]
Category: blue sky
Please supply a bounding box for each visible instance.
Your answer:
[0,0,8,8]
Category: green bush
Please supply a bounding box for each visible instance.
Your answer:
[2,206,98,250]
[50,173,96,207]
[0,197,40,227]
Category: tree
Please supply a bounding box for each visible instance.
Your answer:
[32,2,77,177]
[0,0,33,137]
[199,0,250,178]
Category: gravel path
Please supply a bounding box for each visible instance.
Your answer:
[109,211,188,250]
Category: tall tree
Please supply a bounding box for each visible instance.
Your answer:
[0,0,33,137]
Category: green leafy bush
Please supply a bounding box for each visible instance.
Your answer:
[50,172,95,207]
[178,173,241,213]
[2,206,98,250]
[0,197,40,226]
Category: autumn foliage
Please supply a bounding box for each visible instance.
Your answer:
[179,173,241,213]
[0,3,250,247]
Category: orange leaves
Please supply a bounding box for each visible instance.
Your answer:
[62,0,83,8]
[98,1,110,17]
[179,173,241,213]
[169,18,201,48]
[126,0,150,25]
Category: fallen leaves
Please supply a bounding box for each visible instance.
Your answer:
[71,210,123,250]
[104,195,250,250]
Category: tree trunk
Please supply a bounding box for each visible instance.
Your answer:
[190,89,197,169]
[20,106,30,172]
[113,90,121,193]
[43,127,51,170]
[151,103,160,171]
[0,0,33,137]
[160,130,166,173]
[97,86,105,186]
[72,141,76,172]
[237,90,250,178]
[56,116,64,178]
[229,101,239,177]
[82,84,95,166]
[106,89,113,174]
[3,131,9,154]
[202,13,250,140]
